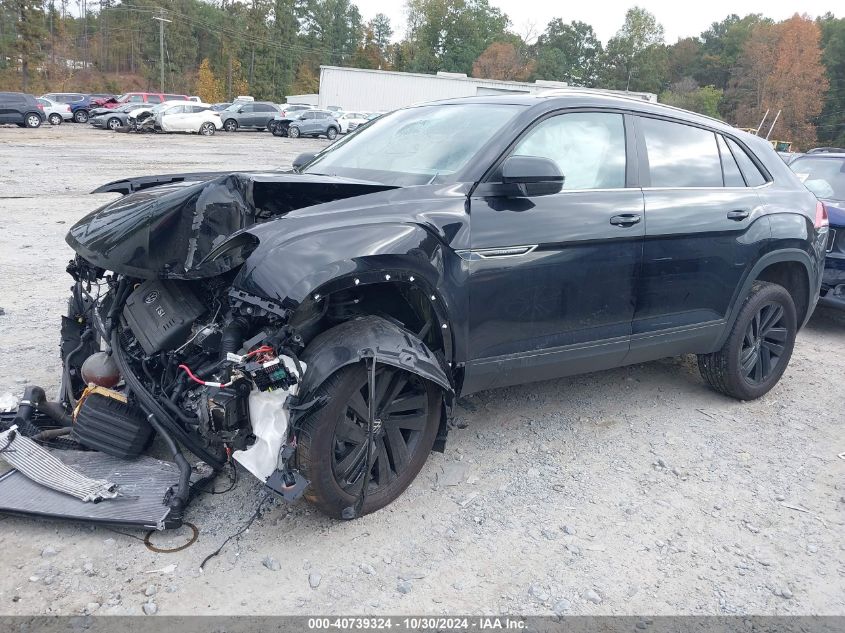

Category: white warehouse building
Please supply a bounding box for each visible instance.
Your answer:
[310,65,656,112]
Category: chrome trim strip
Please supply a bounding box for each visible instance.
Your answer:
[456,245,538,261]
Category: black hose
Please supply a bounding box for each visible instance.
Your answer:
[35,401,73,427]
[18,385,74,427]
[220,317,248,359]
[145,413,192,514]
[33,427,72,441]
[110,329,225,470]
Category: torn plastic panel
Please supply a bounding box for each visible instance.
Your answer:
[232,355,305,483]
[67,172,396,280]
[297,315,454,402]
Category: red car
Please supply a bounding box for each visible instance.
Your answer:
[97,92,190,109]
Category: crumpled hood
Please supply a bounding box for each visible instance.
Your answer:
[66,172,395,279]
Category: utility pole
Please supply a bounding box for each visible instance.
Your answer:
[152,11,171,92]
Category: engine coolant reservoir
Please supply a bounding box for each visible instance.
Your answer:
[80,351,121,388]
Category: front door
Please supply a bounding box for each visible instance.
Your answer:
[462,110,644,394]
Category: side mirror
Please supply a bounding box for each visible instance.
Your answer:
[501,155,564,196]
[292,152,316,171]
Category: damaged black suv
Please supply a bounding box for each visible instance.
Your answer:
[2,93,828,528]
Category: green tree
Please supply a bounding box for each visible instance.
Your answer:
[601,6,666,94]
[4,0,46,91]
[403,0,509,74]
[818,14,845,146]
[660,78,723,118]
[302,0,363,66]
[534,19,602,86]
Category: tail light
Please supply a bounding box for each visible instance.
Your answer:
[65,105,71,112]
[815,201,829,229]
[37,103,44,110]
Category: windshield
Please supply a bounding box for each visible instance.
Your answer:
[790,156,845,201]
[301,103,522,186]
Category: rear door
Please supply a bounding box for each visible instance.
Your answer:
[463,110,644,393]
[628,115,769,362]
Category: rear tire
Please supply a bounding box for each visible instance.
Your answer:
[107,117,121,131]
[326,126,338,140]
[199,122,215,136]
[296,363,442,519]
[25,113,42,128]
[272,124,287,137]
[698,281,797,400]
[73,109,89,123]
[48,113,62,125]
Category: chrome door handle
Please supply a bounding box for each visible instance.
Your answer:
[609,214,641,227]
[727,210,750,221]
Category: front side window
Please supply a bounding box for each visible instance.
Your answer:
[240,104,254,113]
[511,112,626,190]
[641,117,722,187]
[146,95,161,104]
[164,105,184,115]
[127,94,143,103]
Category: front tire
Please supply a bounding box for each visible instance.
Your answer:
[288,125,300,138]
[223,119,238,132]
[73,109,89,123]
[48,113,62,125]
[296,363,442,519]
[698,281,797,400]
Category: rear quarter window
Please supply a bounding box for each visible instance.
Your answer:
[725,137,768,187]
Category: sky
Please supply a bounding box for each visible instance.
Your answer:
[353,0,842,44]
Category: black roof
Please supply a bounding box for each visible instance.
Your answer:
[422,90,737,135]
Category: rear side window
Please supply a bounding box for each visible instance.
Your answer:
[641,117,722,187]
[512,112,627,190]
[725,137,767,186]
[164,94,182,101]
[717,134,745,187]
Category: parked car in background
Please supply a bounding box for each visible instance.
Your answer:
[278,103,312,118]
[109,92,190,108]
[156,101,222,135]
[211,102,232,111]
[89,103,148,130]
[0,92,44,128]
[789,151,845,309]
[36,97,72,125]
[336,111,369,133]
[220,101,280,131]
[286,109,340,139]
[40,93,103,123]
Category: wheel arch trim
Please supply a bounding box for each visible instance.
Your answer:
[297,315,455,401]
[716,248,816,349]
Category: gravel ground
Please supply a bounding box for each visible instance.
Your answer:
[0,124,843,617]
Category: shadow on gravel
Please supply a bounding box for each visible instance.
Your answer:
[804,305,845,336]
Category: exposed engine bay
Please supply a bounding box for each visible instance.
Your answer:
[0,170,456,531]
[10,253,309,527]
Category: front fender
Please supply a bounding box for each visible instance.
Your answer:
[233,220,465,330]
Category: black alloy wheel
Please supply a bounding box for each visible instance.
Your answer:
[296,363,441,518]
[739,302,788,385]
[698,281,797,400]
[332,366,430,493]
